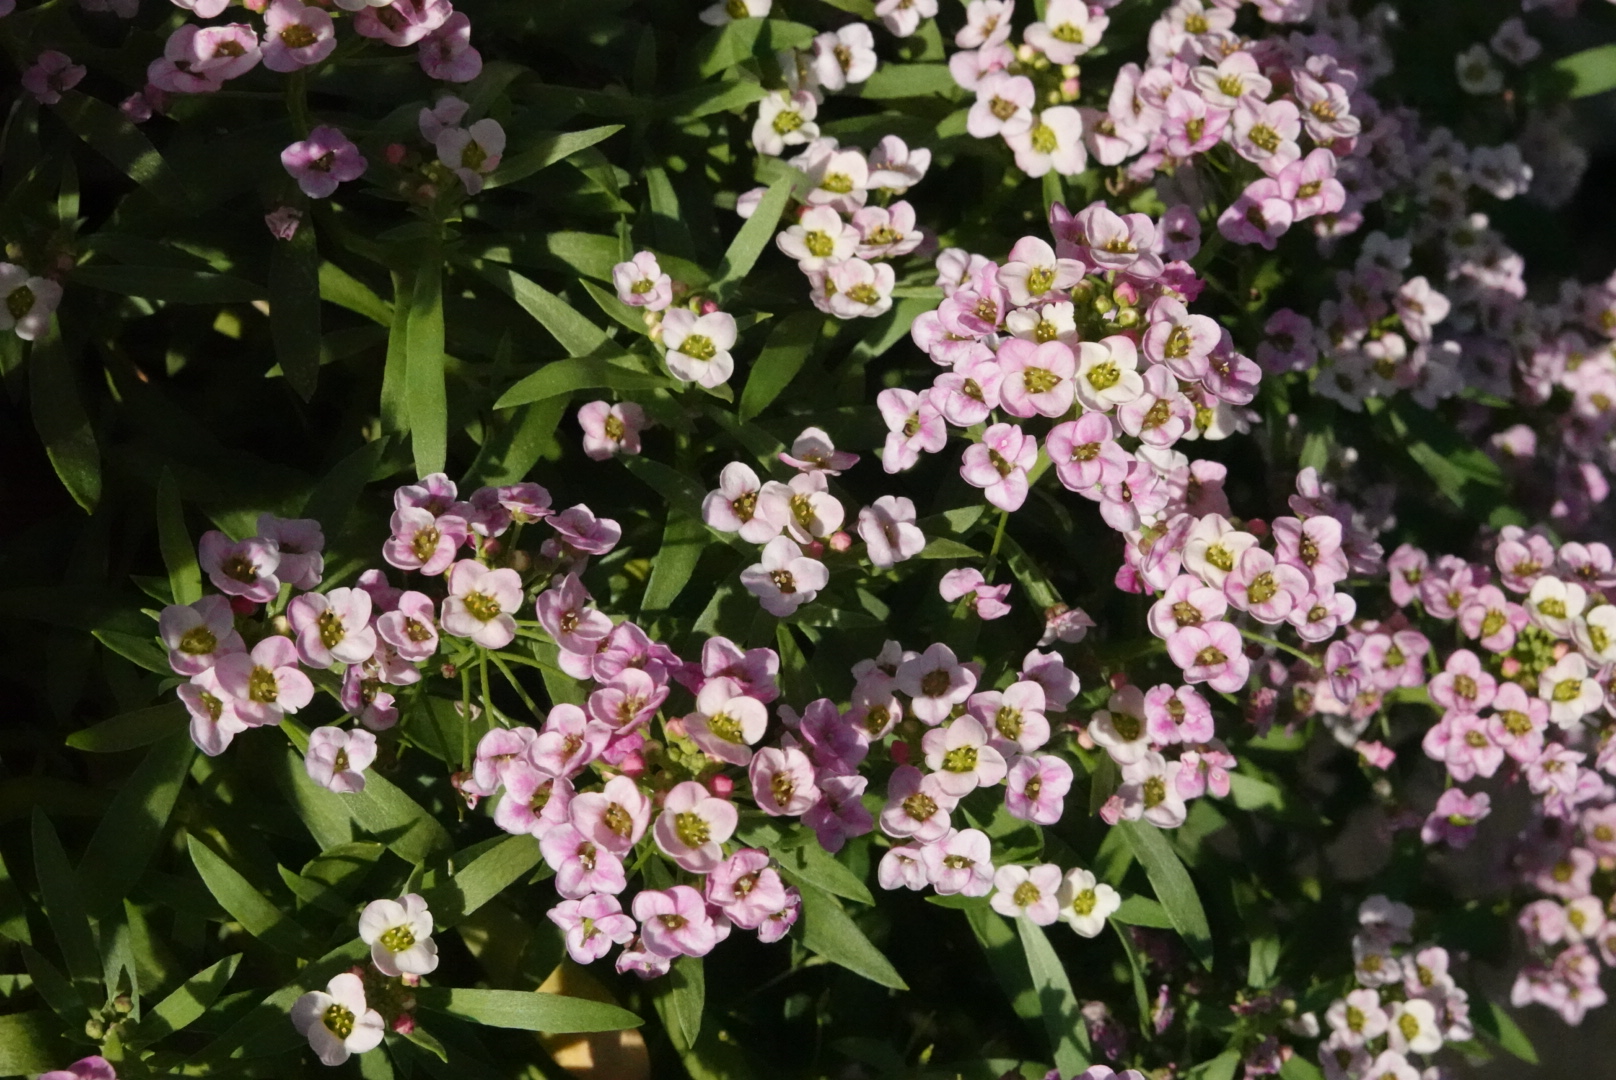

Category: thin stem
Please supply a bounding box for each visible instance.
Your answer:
[982,510,1010,582]
[1239,627,1319,668]
[480,647,495,730]
[490,653,539,716]
[460,666,473,770]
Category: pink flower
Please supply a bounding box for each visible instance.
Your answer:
[1142,684,1213,745]
[896,642,977,724]
[1142,297,1219,380]
[1358,630,1429,691]
[653,780,738,873]
[1176,745,1235,799]
[288,587,376,669]
[780,427,859,474]
[383,506,467,575]
[217,636,313,726]
[535,573,611,654]
[961,423,1037,512]
[740,537,829,617]
[921,828,994,896]
[418,12,482,83]
[1457,585,1527,652]
[612,252,673,311]
[1099,458,1168,532]
[686,677,768,766]
[1166,621,1249,693]
[304,726,377,793]
[375,590,440,663]
[1217,178,1294,250]
[530,704,610,778]
[706,850,788,930]
[22,51,86,105]
[577,400,647,460]
[878,843,929,891]
[749,745,820,816]
[921,715,1007,797]
[180,668,249,756]
[857,495,926,569]
[696,637,779,702]
[1148,573,1228,639]
[41,1058,117,1080]
[435,117,504,194]
[939,567,1012,620]
[1386,544,1428,608]
[1496,531,1556,593]
[547,504,622,555]
[1224,548,1310,625]
[1047,413,1130,494]
[614,937,672,979]
[262,0,336,73]
[703,462,787,543]
[441,560,521,649]
[159,595,245,676]
[879,764,958,842]
[802,774,873,852]
[492,763,573,837]
[997,338,1076,418]
[967,71,1035,139]
[198,530,281,603]
[281,125,365,199]
[990,863,1064,924]
[1421,788,1490,848]
[1117,752,1187,828]
[1004,754,1073,825]
[470,726,537,794]
[172,0,230,16]
[587,668,667,732]
[633,886,720,958]
[498,482,553,524]
[548,893,636,964]
[1486,683,1548,764]
[354,0,451,46]
[540,823,627,899]
[1428,650,1497,714]
[877,387,947,473]
[257,514,324,589]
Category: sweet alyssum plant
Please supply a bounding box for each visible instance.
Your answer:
[5,0,1616,1077]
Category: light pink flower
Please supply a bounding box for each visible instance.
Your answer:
[749,745,819,816]
[921,715,1007,797]
[633,885,720,958]
[1166,621,1249,693]
[879,764,958,842]
[1421,788,1490,848]
[991,863,1064,924]
[159,595,245,676]
[686,677,768,766]
[740,537,829,617]
[857,495,925,569]
[967,71,1035,139]
[780,427,859,475]
[531,703,610,778]
[1142,684,1213,745]
[653,781,738,873]
[262,0,336,73]
[703,462,787,543]
[706,849,788,930]
[440,560,521,649]
[939,567,1012,620]
[492,762,573,837]
[375,590,439,662]
[304,726,377,793]
[435,117,504,194]
[970,680,1050,757]
[541,823,627,899]
[288,587,376,668]
[22,51,85,105]
[1005,754,1072,825]
[217,636,313,726]
[534,572,611,654]
[198,531,281,603]
[548,893,636,964]
[354,0,451,47]
[803,774,873,853]
[1217,178,1294,250]
[180,667,249,756]
[1047,413,1130,495]
[612,252,672,311]
[921,828,994,896]
[418,13,482,83]
[1224,548,1310,625]
[878,387,947,473]
[281,125,366,199]
[896,642,977,724]
[961,423,1037,512]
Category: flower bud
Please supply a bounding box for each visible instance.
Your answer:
[385,143,408,166]
[828,530,853,553]
[707,774,734,799]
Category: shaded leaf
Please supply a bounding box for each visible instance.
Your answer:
[72,265,265,303]
[652,956,705,1052]
[740,311,822,421]
[269,215,323,401]
[642,510,708,613]
[28,318,99,513]
[1016,917,1091,1076]
[796,881,907,989]
[186,835,319,957]
[469,261,606,356]
[494,352,668,409]
[1472,997,1538,1064]
[157,468,202,606]
[486,125,625,189]
[80,733,196,917]
[424,835,541,925]
[66,702,188,754]
[406,256,447,477]
[776,842,874,906]
[129,954,241,1048]
[30,811,102,1000]
[51,91,185,204]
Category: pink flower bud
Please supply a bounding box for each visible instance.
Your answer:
[385,142,407,165]
[889,741,910,765]
[440,662,458,678]
[391,1012,416,1035]
[228,596,258,617]
[828,530,853,553]
[805,540,826,558]
[1246,518,1269,538]
[1500,656,1522,677]
[664,716,687,738]
[707,774,734,799]
[1109,671,1130,691]
[617,751,646,778]
[698,298,719,315]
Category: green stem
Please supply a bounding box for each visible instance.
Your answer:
[490,653,539,716]
[1239,627,1319,668]
[982,510,1010,583]
[479,647,495,729]
[460,666,473,770]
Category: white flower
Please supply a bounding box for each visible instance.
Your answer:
[920,715,1007,796]
[857,495,925,569]
[804,147,870,214]
[1005,301,1078,346]
[827,258,894,319]
[776,205,859,272]
[1073,335,1144,411]
[741,536,829,616]
[1025,0,1108,64]
[990,863,1063,924]
[1006,106,1087,178]
[874,0,938,38]
[1056,867,1119,937]
[700,0,771,26]
[1539,653,1602,728]
[436,117,505,195]
[1117,751,1188,828]
[661,308,737,387]
[1325,988,1388,1048]
[764,471,844,545]
[1573,604,1616,665]
[358,893,440,977]
[1527,576,1586,638]
[0,263,64,342]
[998,237,1083,308]
[753,90,819,156]
[1386,998,1443,1056]
[811,24,877,91]
[290,973,386,1067]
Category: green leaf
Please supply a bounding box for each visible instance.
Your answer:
[403,1025,451,1062]
[486,125,625,189]
[80,734,196,917]
[696,18,817,76]
[796,881,907,989]
[30,811,102,1000]
[50,91,185,205]
[72,265,265,303]
[1111,895,1173,929]
[1383,398,1503,512]
[652,956,705,1052]
[21,945,83,1024]
[424,835,541,925]
[92,629,171,675]
[494,353,668,409]
[1112,919,1152,1032]
[461,397,568,487]
[711,174,794,301]
[185,939,369,1065]
[345,770,454,865]
[917,537,980,559]
[1000,533,1061,608]
[129,954,241,1048]
[0,1010,69,1077]
[320,261,393,325]
[1116,821,1213,970]
[302,437,392,540]
[381,271,413,435]
[186,835,319,958]
[642,510,708,612]
[622,455,710,518]
[1016,917,1090,1075]
[815,0,876,13]
[740,311,822,421]
[1188,1049,1242,1080]
[407,256,447,478]
[415,987,642,1032]
[157,469,202,606]
[776,842,874,906]
[28,318,100,513]
[856,63,958,99]
[1278,1057,1324,1080]
[269,216,323,401]
[1471,997,1538,1064]
[469,261,607,356]
[67,701,188,753]
[954,901,1040,1030]
[1552,43,1616,99]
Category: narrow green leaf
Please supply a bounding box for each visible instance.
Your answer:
[644,165,697,262]
[957,901,1040,1030]
[129,954,241,1047]
[485,125,624,189]
[424,835,541,925]
[917,537,981,559]
[415,987,642,1032]
[816,0,876,14]
[461,397,568,487]
[156,469,201,606]
[184,939,368,1066]
[641,510,708,613]
[470,261,606,356]
[72,265,264,303]
[1116,821,1213,970]
[1472,997,1538,1064]
[1552,43,1616,99]
[30,811,102,999]
[696,18,817,77]
[621,455,713,518]
[1112,919,1152,1031]
[711,174,793,300]
[776,843,874,906]
[346,771,454,865]
[1189,1049,1242,1080]
[1111,895,1173,929]
[841,294,931,371]
[0,1010,69,1077]
[494,353,668,410]
[66,702,187,754]
[0,847,32,945]
[1016,917,1091,1076]
[28,318,99,513]
[50,91,185,204]
[652,956,705,1052]
[406,257,447,478]
[999,533,1062,609]
[403,1025,450,1062]
[269,216,323,401]
[302,437,391,540]
[740,310,821,421]
[1278,1057,1324,1080]
[320,261,393,325]
[20,945,83,1024]
[855,63,957,99]
[186,835,319,957]
[92,629,170,675]
[80,733,196,917]
[796,881,907,989]
[381,270,412,435]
